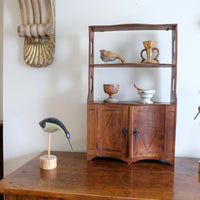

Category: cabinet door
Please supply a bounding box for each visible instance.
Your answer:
[97,105,129,158]
[133,106,165,159]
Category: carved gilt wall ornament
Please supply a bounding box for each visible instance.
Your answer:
[17,0,55,67]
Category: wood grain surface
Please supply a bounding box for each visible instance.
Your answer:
[0,152,199,200]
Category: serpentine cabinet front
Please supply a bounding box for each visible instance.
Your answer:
[87,103,176,164]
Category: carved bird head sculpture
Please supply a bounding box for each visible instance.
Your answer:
[100,49,125,63]
[39,117,73,150]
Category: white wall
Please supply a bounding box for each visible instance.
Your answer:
[0,0,3,120]
[3,0,200,176]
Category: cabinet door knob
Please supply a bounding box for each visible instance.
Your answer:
[133,128,140,136]
[122,128,128,137]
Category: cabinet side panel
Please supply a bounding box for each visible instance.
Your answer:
[88,27,94,101]
[165,110,175,153]
[171,25,177,103]
[87,107,98,150]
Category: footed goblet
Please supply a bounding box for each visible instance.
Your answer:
[103,84,119,103]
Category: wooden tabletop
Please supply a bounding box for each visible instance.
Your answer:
[0,152,199,200]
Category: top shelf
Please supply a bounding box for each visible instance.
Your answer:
[90,24,177,32]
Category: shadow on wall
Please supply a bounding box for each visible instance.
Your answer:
[3,0,87,176]
[4,151,40,175]
[4,0,23,64]
[42,34,87,152]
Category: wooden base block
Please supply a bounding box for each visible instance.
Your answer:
[40,155,57,170]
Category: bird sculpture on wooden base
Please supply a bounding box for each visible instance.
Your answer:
[39,117,73,170]
[100,49,125,63]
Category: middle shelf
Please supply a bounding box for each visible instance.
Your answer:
[88,101,176,106]
[91,67,174,103]
[90,63,176,68]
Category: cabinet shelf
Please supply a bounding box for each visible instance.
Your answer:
[90,63,175,68]
[88,101,176,106]
[90,24,177,32]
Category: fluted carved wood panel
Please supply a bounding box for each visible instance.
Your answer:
[17,0,55,67]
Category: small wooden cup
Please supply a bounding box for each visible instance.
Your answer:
[40,155,57,170]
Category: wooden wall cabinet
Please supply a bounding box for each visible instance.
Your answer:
[87,24,177,164]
